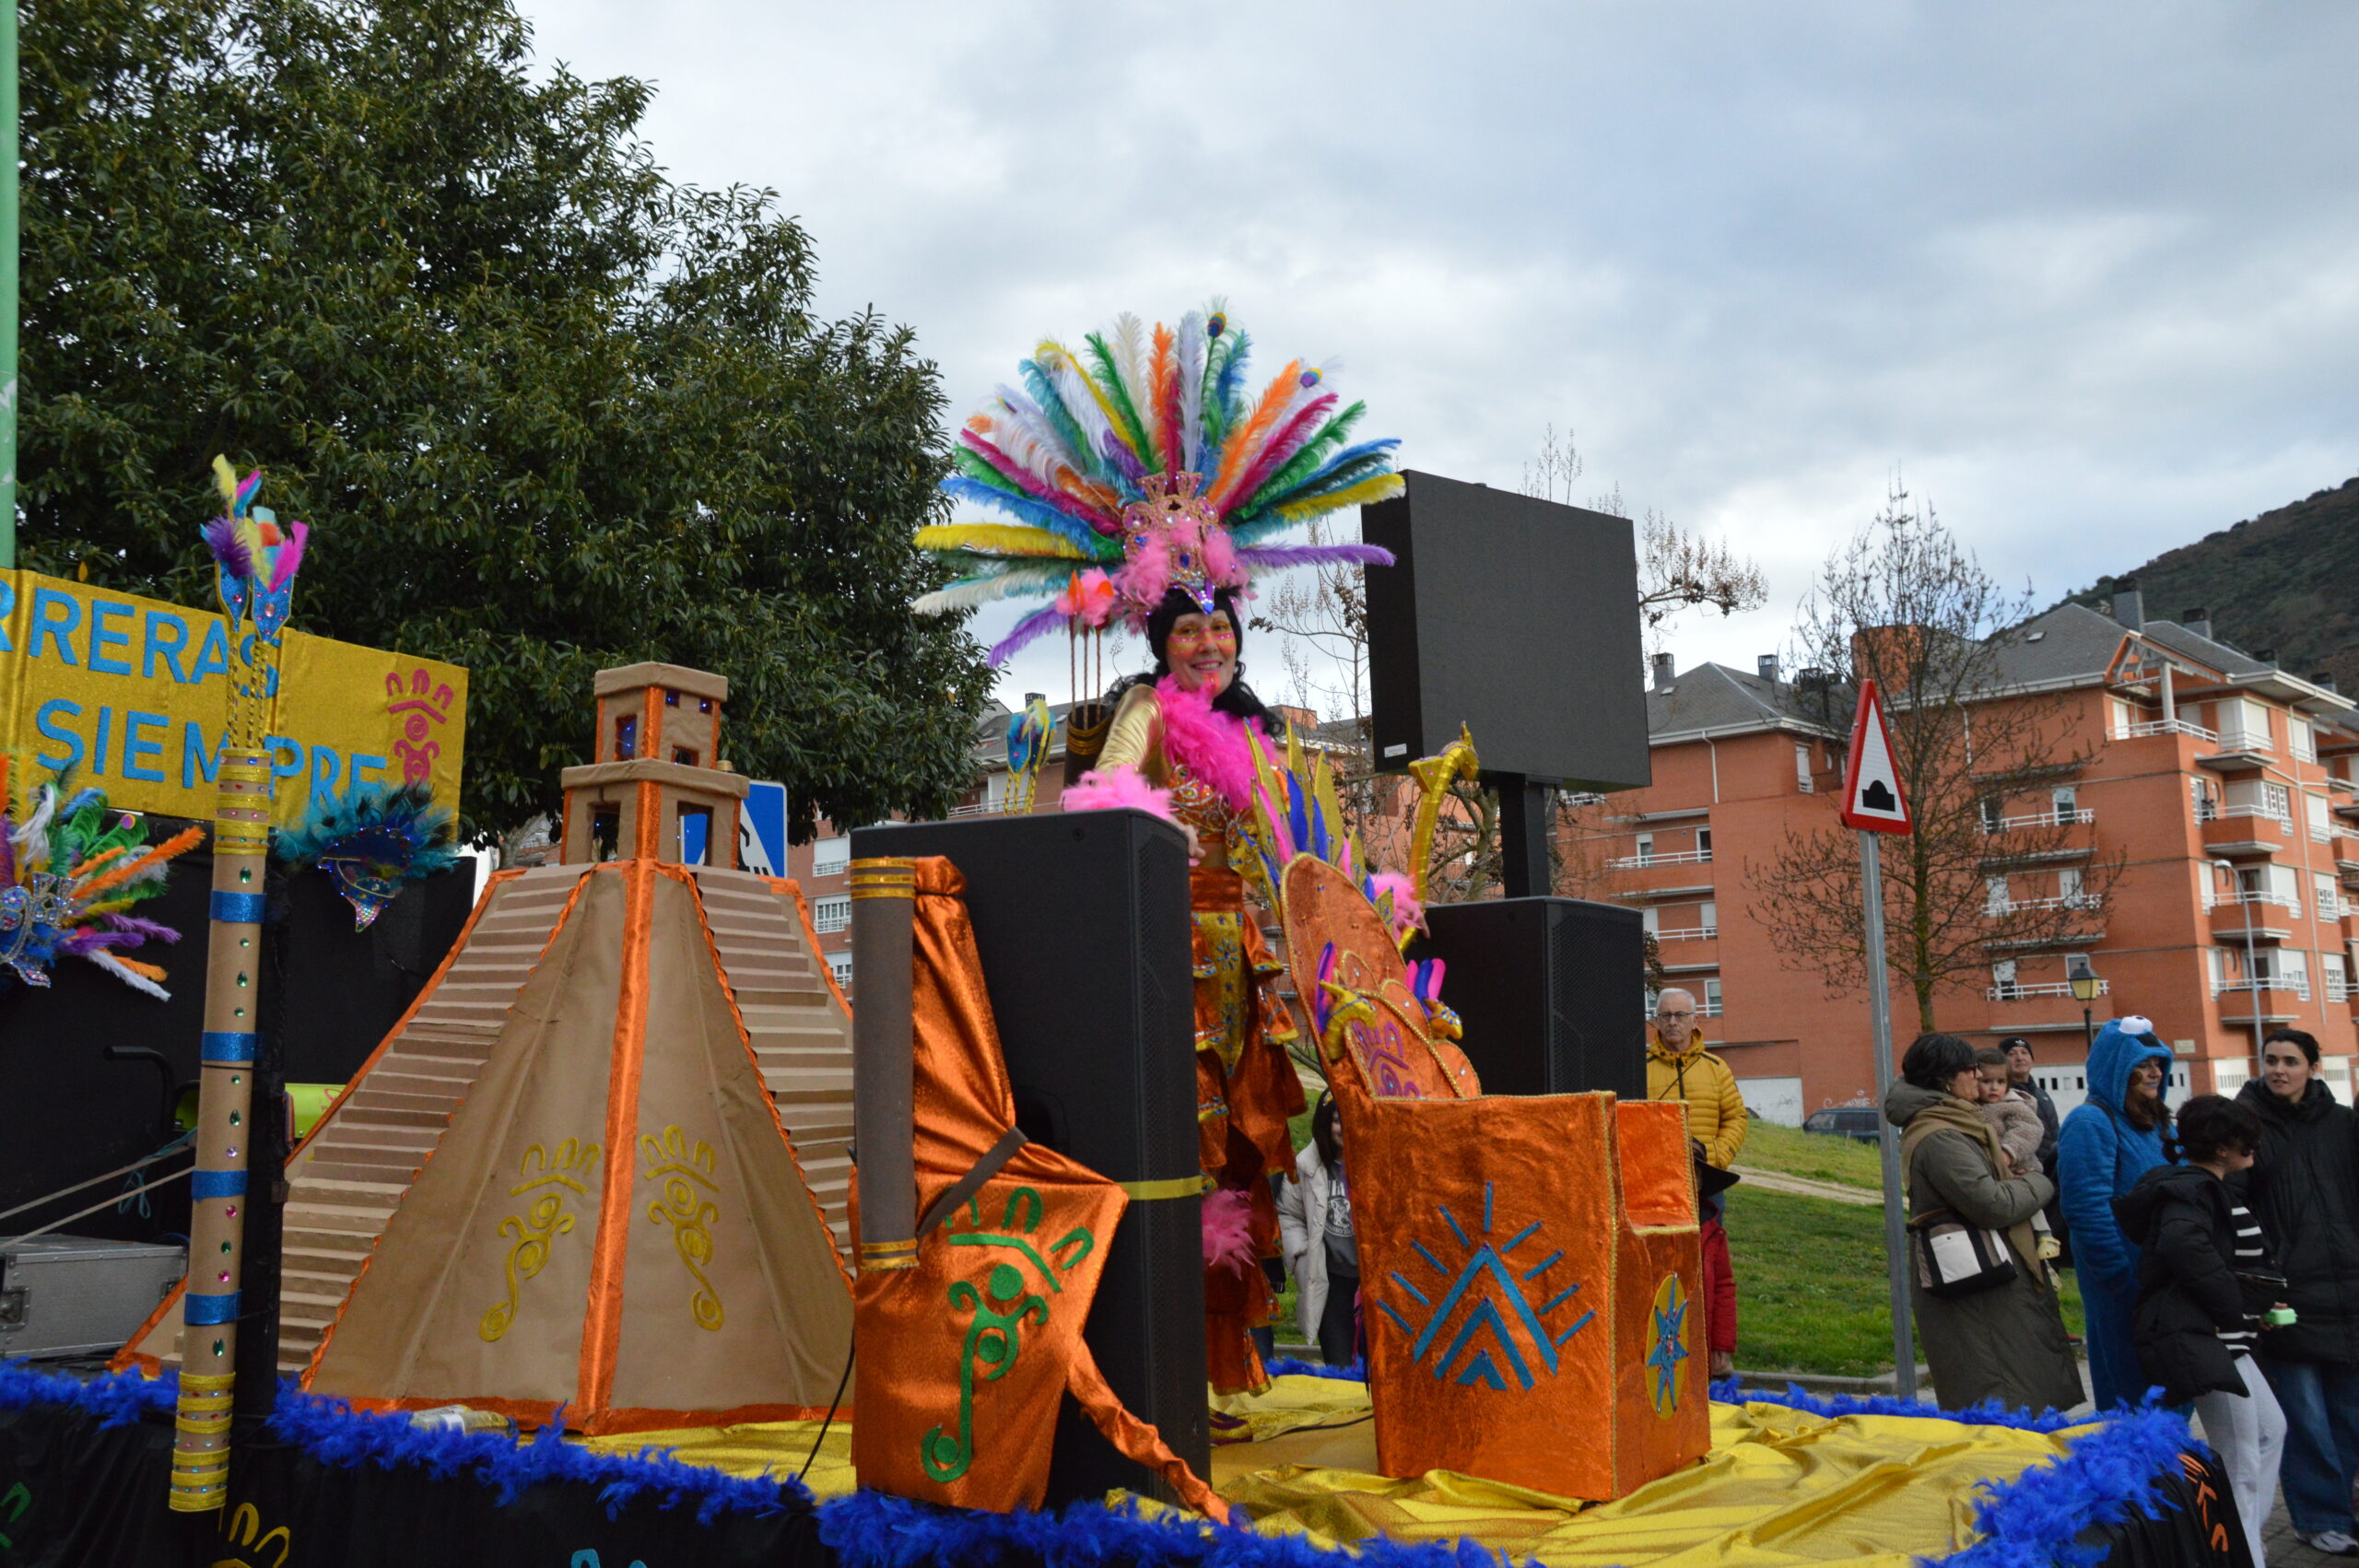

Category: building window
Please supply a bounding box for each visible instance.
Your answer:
[2315,874,2339,922]
[614,713,639,761]
[827,952,854,989]
[1795,743,1813,793]
[1985,875,2010,915]
[2307,793,2334,842]
[1699,900,1719,934]
[2292,717,2317,763]
[1696,828,1713,859]
[2190,778,2218,821]
[813,836,851,878]
[2060,867,2085,906]
[1635,833,1655,866]
[813,895,851,934]
[2326,952,2351,1003]
[1979,796,2005,832]
[1641,906,1660,936]
[2050,785,2078,820]
[1991,959,2020,1000]
[1702,978,1722,1017]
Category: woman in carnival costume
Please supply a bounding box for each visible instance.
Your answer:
[911,302,1402,1393]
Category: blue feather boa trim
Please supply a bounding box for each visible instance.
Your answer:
[0,1363,2199,1565]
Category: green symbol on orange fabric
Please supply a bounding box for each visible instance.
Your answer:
[920,1185,1096,1482]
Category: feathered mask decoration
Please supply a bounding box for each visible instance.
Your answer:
[275,781,463,930]
[910,300,1402,664]
[203,455,309,642]
[0,780,205,998]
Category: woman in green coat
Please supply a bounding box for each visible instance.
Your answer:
[1884,1033,2084,1413]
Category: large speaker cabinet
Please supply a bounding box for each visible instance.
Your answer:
[1420,896,1647,1102]
[852,809,1206,1506]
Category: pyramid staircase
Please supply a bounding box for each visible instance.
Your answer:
[120,862,855,1376]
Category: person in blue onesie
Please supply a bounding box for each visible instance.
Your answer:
[2058,1016,2178,1410]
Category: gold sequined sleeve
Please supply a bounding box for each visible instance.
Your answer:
[1097,684,1168,786]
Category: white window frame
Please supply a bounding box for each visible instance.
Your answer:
[1696,827,1713,860]
[1795,743,1813,793]
[827,952,854,989]
[2292,717,2317,764]
[812,895,851,935]
[1991,959,2020,1000]
[1985,874,2010,915]
[1635,832,1655,866]
[1702,977,1723,1017]
[813,836,851,878]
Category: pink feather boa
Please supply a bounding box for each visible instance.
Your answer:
[1154,675,1262,810]
[1201,1186,1258,1275]
[1062,764,1175,821]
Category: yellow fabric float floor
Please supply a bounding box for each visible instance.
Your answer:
[585,1375,2082,1565]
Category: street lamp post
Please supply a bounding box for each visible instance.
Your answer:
[2066,954,2101,1053]
[2212,858,2266,1082]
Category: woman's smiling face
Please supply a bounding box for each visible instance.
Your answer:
[1165,610,1238,695]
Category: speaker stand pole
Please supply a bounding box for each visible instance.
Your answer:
[1859,830,1916,1403]
[1495,776,1551,900]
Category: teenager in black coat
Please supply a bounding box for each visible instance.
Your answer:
[2236,1028,2359,1556]
[2114,1094,2288,1568]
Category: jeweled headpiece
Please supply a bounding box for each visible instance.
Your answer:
[910,301,1403,663]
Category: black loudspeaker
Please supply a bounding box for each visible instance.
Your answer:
[852,809,1207,1507]
[1420,897,1647,1101]
[1363,470,1650,790]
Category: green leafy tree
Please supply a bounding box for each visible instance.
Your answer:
[20,0,991,836]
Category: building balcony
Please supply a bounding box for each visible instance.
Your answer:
[1986,978,2110,1001]
[2112,717,2219,743]
[2199,736,2276,772]
[1615,883,1716,903]
[2206,892,2296,942]
[1653,925,1719,942]
[1982,807,2095,834]
[2329,978,2353,1004]
[1986,894,2104,916]
[2214,978,2309,1018]
[1608,848,1714,870]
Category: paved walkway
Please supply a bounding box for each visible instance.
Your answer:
[1729,1165,1880,1205]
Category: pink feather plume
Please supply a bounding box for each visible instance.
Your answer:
[1062,765,1176,821]
[1201,1187,1257,1275]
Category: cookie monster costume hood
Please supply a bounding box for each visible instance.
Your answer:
[2083,1015,2175,1117]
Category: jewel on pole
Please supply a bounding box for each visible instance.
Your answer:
[170,459,310,1512]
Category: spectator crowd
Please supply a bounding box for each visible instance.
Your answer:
[1258,982,2355,1566]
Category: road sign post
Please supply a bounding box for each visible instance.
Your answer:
[1838,679,1918,1402]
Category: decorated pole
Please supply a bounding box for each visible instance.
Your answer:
[170,460,310,1512]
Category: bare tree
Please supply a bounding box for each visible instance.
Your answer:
[1743,485,2121,1029]
[1521,426,1768,647]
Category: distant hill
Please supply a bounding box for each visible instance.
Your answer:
[2062,475,2359,694]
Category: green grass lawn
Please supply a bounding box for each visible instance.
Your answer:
[1735,1121,1885,1188]
[1725,1186,2087,1377]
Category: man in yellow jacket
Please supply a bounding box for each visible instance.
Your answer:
[1645,988,1749,1170]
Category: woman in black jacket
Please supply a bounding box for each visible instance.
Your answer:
[2236,1029,2359,1557]
[2114,1094,2287,1568]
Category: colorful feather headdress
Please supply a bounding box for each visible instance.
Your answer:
[0,779,204,999]
[911,301,1404,664]
[276,780,463,930]
[202,455,308,644]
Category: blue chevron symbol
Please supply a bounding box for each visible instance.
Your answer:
[1373,1182,1594,1390]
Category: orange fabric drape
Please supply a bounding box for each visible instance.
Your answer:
[851,859,1226,1521]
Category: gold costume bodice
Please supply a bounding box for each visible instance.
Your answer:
[1097,684,1247,861]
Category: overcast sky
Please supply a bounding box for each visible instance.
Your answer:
[526,2,2359,715]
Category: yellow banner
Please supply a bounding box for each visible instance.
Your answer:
[0,569,467,825]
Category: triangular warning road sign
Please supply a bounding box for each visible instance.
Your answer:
[1839,679,1913,833]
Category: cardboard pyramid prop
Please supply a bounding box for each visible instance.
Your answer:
[119,664,856,1431]
[303,859,851,1431]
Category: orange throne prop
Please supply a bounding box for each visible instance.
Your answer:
[1256,732,1710,1500]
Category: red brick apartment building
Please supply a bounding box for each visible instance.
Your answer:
[1584,590,2359,1123]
